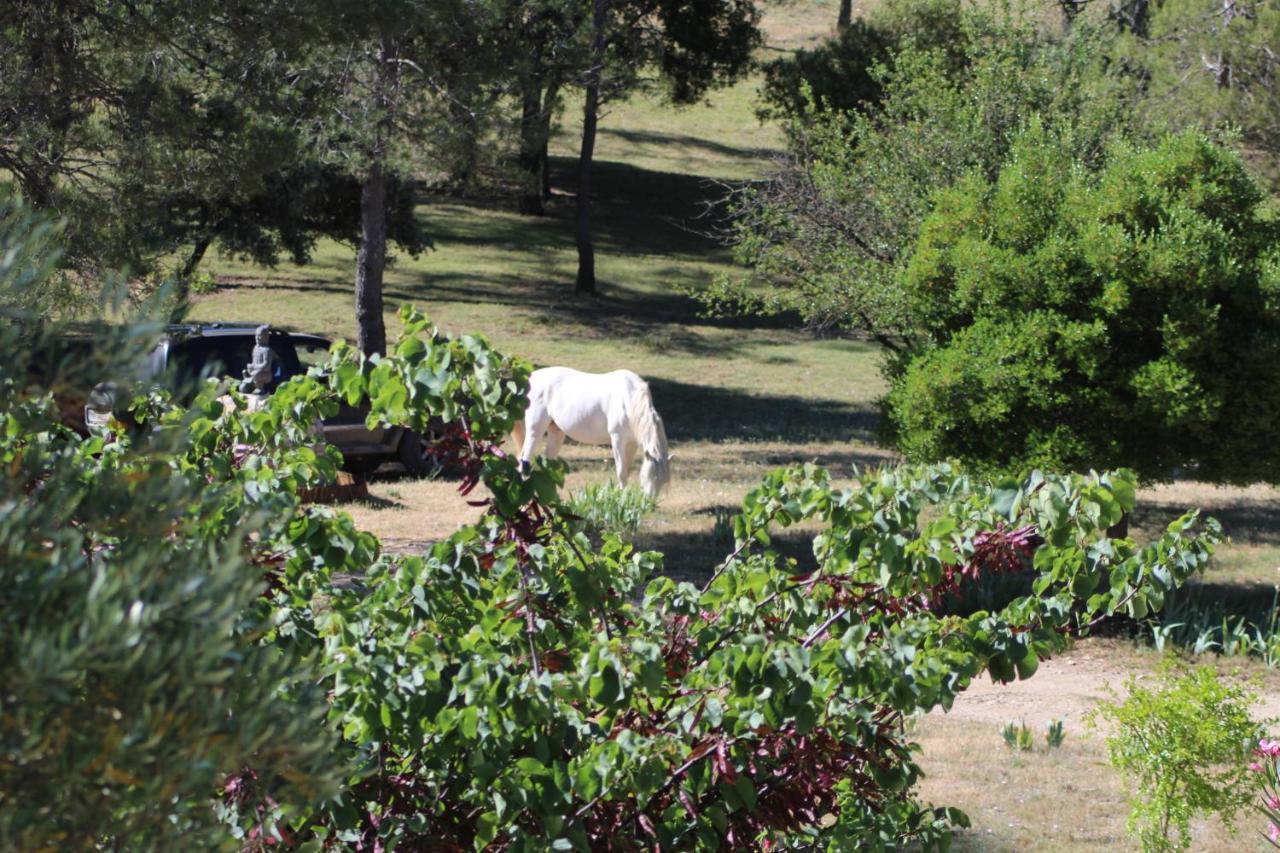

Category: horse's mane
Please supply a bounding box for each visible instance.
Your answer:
[627,380,670,495]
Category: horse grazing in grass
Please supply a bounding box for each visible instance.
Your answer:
[514,366,671,497]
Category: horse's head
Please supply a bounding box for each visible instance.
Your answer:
[639,450,670,498]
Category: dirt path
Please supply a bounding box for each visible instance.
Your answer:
[935,638,1280,727]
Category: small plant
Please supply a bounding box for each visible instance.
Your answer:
[1000,720,1034,751]
[1090,662,1261,852]
[1146,586,1280,664]
[1045,719,1066,749]
[710,506,736,551]
[188,269,218,295]
[564,481,656,540]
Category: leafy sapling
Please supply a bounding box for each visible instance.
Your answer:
[1091,663,1261,852]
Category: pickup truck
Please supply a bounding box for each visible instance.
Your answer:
[83,323,450,477]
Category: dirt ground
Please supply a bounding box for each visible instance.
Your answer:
[915,639,1280,851]
[941,641,1280,728]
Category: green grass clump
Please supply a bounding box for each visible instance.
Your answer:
[565,482,657,540]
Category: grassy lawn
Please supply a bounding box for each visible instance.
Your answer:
[188,1,1280,847]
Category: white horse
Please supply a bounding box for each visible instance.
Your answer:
[513,367,671,497]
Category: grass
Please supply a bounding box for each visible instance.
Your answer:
[188,1,1280,847]
[564,482,657,541]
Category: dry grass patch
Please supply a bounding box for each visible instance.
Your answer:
[914,640,1278,851]
[344,436,895,580]
[1135,481,1280,586]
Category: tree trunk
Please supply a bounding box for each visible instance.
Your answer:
[575,0,608,296]
[1215,0,1237,87]
[518,73,546,215]
[540,79,561,201]
[541,136,552,201]
[356,162,388,356]
[449,98,478,189]
[1109,0,1152,38]
[1057,0,1086,30]
[574,81,600,295]
[356,36,392,356]
[179,232,214,282]
[171,230,214,310]
[837,0,853,31]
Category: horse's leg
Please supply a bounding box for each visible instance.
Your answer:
[519,405,551,475]
[611,432,637,487]
[544,423,565,458]
[511,419,525,457]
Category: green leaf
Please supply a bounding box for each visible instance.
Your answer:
[474,812,499,848]
[516,757,547,777]
[1014,651,1038,681]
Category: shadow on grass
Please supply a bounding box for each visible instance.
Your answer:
[649,376,879,443]
[1133,497,1280,546]
[596,126,778,166]
[219,257,809,341]
[424,155,734,261]
[635,526,818,585]
[212,152,820,337]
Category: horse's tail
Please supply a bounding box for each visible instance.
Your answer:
[627,380,670,496]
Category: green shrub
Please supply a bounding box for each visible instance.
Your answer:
[886,128,1280,481]
[565,481,657,539]
[1090,662,1262,851]
[715,9,1139,335]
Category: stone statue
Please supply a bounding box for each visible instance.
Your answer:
[239,324,276,394]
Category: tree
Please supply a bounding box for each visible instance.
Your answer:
[758,0,967,126]
[511,0,588,215]
[1092,663,1260,851]
[884,128,1280,482]
[0,194,343,848]
[838,0,854,31]
[0,1,326,286]
[302,0,513,353]
[1140,0,1280,183]
[0,0,443,327]
[572,0,761,294]
[711,11,1140,337]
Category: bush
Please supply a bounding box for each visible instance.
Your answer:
[886,128,1280,481]
[1091,662,1261,851]
[715,10,1139,334]
[282,447,1222,848]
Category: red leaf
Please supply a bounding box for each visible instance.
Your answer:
[677,788,699,817]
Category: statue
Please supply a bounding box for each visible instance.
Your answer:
[239,325,276,395]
